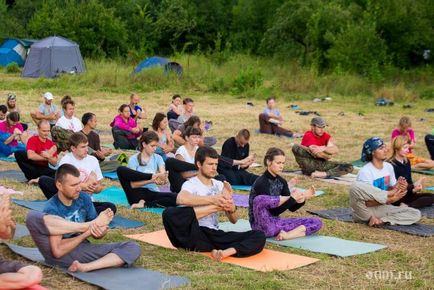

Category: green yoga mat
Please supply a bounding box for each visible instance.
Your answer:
[411,169,434,175]
[352,159,365,168]
[219,219,386,257]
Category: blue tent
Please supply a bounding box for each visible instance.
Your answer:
[0,39,27,67]
[133,56,169,74]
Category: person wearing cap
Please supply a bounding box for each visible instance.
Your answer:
[30,92,60,128]
[292,117,353,178]
[258,97,295,137]
[350,137,421,226]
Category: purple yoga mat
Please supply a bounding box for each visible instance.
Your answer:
[233,194,249,207]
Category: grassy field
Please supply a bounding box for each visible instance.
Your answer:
[0,60,433,289]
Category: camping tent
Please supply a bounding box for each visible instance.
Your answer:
[22,36,85,78]
[0,39,27,67]
[133,56,169,74]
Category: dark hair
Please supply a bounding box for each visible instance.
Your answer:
[183,97,193,105]
[62,98,75,110]
[184,126,202,139]
[266,96,275,103]
[138,131,159,151]
[237,129,250,140]
[60,95,72,106]
[37,119,50,129]
[69,132,88,148]
[152,112,166,131]
[183,115,201,128]
[81,112,95,125]
[0,105,7,114]
[195,146,219,166]
[118,104,129,113]
[55,163,80,184]
[7,111,20,122]
[172,94,181,100]
[263,147,285,166]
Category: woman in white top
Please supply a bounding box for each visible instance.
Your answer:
[151,113,174,161]
[175,126,202,164]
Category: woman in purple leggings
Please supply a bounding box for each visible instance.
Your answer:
[248,147,322,240]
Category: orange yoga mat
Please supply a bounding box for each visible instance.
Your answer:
[126,230,319,272]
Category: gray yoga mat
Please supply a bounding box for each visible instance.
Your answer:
[13,199,144,229]
[308,208,434,237]
[13,223,30,239]
[6,243,190,290]
[0,170,27,182]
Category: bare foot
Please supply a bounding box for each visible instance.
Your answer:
[68,260,89,272]
[211,248,236,262]
[28,178,39,185]
[303,185,316,199]
[368,216,384,227]
[311,171,328,178]
[130,200,145,209]
[275,226,306,241]
[94,208,114,226]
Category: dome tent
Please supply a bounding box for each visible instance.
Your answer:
[22,36,85,78]
[0,39,27,67]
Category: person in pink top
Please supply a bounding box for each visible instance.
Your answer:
[391,116,434,169]
[110,104,143,150]
[0,112,29,157]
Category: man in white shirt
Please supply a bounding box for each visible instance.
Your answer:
[162,146,265,261]
[38,132,116,214]
[55,99,82,132]
[350,137,421,226]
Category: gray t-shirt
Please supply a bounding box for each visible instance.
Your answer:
[38,103,58,125]
[181,176,223,230]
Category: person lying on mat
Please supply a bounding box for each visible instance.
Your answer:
[150,112,175,161]
[350,137,421,227]
[117,131,177,209]
[0,112,30,157]
[110,104,143,150]
[81,112,120,173]
[15,120,58,185]
[218,129,259,186]
[27,164,141,273]
[258,96,295,138]
[249,147,321,240]
[38,132,116,214]
[163,146,266,261]
[388,136,434,208]
[0,194,43,289]
[30,92,60,129]
[173,115,216,147]
[292,117,353,178]
[391,116,434,170]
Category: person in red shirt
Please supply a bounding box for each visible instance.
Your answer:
[15,120,58,184]
[291,117,353,178]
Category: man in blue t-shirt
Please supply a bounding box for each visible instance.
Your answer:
[26,164,140,272]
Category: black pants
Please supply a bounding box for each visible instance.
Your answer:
[425,134,434,160]
[112,127,138,150]
[38,176,117,214]
[14,151,55,180]
[163,207,265,257]
[393,192,434,208]
[218,168,258,186]
[165,158,226,193]
[117,166,177,207]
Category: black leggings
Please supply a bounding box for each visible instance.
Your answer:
[14,151,55,180]
[38,176,117,214]
[116,166,177,207]
[393,192,434,208]
[425,134,434,160]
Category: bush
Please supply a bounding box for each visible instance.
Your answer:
[231,68,263,95]
[4,62,21,74]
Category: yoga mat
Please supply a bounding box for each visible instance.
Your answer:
[412,169,434,175]
[0,156,16,162]
[126,230,318,272]
[426,186,434,191]
[102,171,118,180]
[12,199,144,229]
[232,185,251,191]
[101,143,115,149]
[218,219,386,257]
[6,243,190,290]
[0,170,27,182]
[419,205,434,218]
[352,159,365,168]
[308,208,434,237]
[14,223,30,239]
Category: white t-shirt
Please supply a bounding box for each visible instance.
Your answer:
[59,152,103,182]
[175,145,197,164]
[357,161,397,191]
[55,116,83,132]
[181,176,224,230]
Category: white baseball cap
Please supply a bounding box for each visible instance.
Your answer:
[43,92,54,100]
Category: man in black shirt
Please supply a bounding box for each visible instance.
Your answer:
[218,129,258,186]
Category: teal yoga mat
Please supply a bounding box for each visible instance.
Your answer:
[219,219,386,257]
[412,169,434,175]
[0,156,16,162]
[426,186,434,191]
[102,171,119,180]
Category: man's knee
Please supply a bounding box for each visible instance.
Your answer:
[122,241,141,262]
[407,208,422,223]
[26,211,46,233]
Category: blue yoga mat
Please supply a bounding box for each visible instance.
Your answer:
[0,156,16,162]
[308,208,434,237]
[102,171,119,180]
[218,219,386,257]
[13,199,144,229]
[426,186,434,191]
[0,170,27,182]
[6,243,190,290]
